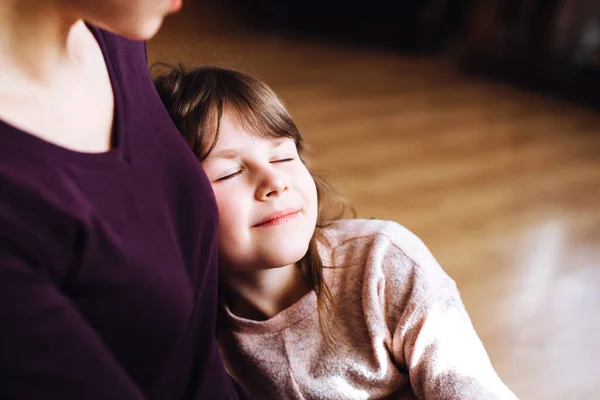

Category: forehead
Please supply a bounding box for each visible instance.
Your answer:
[213,114,292,150]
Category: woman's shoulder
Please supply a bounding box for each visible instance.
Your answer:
[85,23,149,77]
[87,23,146,56]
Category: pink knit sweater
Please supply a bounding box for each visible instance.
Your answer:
[219,219,518,399]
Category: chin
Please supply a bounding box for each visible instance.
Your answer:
[228,245,309,271]
[265,243,310,269]
[98,18,165,41]
[125,20,165,40]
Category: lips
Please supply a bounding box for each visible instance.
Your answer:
[252,208,301,228]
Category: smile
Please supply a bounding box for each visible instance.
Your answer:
[253,209,300,228]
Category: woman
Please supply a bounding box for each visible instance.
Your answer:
[0,1,245,399]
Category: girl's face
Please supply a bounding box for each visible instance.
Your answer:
[62,0,181,39]
[202,113,318,272]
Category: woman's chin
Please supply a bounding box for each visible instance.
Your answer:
[95,17,166,41]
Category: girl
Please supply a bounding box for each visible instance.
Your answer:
[154,65,519,400]
[0,1,245,399]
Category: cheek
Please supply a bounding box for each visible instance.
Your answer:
[212,186,250,250]
[298,169,318,217]
[213,191,238,237]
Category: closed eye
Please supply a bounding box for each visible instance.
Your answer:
[271,158,295,163]
[216,170,243,182]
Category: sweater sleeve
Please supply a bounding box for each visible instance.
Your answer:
[395,284,518,400]
[0,241,146,400]
[377,223,518,400]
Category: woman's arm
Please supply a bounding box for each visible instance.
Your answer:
[0,243,146,400]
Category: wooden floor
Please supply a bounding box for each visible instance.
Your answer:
[149,7,600,400]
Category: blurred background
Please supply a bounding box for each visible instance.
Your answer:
[148,1,600,399]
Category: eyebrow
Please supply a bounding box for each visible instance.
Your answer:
[204,148,241,162]
[204,138,291,162]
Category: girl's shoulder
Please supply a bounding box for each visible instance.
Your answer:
[319,219,453,289]
[319,218,430,261]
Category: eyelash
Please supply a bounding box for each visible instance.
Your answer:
[216,158,295,182]
[217,171,242,182]
[274,157,295,163]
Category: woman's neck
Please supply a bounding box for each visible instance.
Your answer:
[0,1,83,87]
[223,263,312,321]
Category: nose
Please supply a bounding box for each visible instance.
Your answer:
[255,166,289,201]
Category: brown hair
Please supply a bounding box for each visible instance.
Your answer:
[153,64,353,347]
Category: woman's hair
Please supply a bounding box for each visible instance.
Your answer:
[153,64,353,347]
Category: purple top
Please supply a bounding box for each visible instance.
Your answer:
[0,25,245,400]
